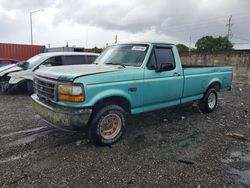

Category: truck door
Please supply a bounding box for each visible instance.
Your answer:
[143,46,183,112]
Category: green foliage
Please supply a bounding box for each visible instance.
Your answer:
[94,46,103,53]
[176,43,189,52]
[195,36,233,52]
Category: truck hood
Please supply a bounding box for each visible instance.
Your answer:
[35,64,123,81]
[0,64,22,77]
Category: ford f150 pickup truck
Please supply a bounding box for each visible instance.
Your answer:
[31,42,232,145]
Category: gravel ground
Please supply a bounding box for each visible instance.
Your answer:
[0,84,249,188]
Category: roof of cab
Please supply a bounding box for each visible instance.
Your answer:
[38,52,99,57]
[113,41,175,46]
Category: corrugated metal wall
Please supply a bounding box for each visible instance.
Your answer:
[0,43,45,61]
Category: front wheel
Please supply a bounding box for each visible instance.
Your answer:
[88,104,126,146]
[26,80,34,95]
[198,88,218,113]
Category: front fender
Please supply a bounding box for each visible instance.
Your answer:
[8,71,33,84]
[8,76,25,84]
[86,89,133,107]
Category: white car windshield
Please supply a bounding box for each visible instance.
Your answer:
[26,54,48,69]
[95,44,149,67]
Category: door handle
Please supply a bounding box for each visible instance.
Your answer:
[173,72,181,76]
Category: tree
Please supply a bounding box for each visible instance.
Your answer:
[94,46,103,53]
[195,36,233,52]
[176,43,189,52]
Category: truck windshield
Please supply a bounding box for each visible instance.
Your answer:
[95,44,149,67]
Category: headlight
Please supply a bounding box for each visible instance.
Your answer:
[57,84,84,102]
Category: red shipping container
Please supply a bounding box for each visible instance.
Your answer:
[0,43,45,61]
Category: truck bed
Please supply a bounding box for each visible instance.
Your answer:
[181,65,232,103]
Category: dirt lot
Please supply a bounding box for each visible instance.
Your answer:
[0,84,249,188]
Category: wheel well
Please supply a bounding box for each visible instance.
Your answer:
[94,96,131,113]
[15,80,33,93]
[208,82,221,91]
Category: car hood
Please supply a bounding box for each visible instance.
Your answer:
[0,64,23,77]
[35,64,123,81]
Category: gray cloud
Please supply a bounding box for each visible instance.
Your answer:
[0,0,250,47]
[0,11,30,42]
[0,0,55,11]
[52,0,250,44]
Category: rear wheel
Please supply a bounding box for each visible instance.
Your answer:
[198,88,218,113]
[88,104,126,146]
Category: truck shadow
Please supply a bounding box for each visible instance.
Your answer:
[0,102,204,166]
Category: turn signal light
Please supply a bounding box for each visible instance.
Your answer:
[58,94,84,102]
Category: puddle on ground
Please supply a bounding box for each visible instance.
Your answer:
[0,126,49,138]
[230,168,250,187]
[7,129,57,147]
[223,149,250,187]
[0,150,36,164]
[223,151,250,163]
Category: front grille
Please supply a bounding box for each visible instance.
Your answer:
[34,76,57,101]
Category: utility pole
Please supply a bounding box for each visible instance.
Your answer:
[30,12,33,45]
[115,34,118,44]
[30,10,44,44]
[189,36,191,56]
[226,15,233,39]
[85,28,88,47]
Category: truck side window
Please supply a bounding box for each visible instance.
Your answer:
[147,52,157,70]
[154,47,175,70]
[63,56,85,65]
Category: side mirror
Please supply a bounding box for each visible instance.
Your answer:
[156,63,174,72]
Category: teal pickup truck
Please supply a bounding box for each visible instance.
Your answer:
[31,42,232,145]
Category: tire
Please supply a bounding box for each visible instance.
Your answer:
[0,83,11,94]
[26,81,34,95]
[88,104,126,146]
[198,88,218,113]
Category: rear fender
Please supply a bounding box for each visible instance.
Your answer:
[206,79,222,92]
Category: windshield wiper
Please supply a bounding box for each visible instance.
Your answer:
[106,62,126,68]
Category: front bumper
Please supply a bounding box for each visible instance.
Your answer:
[31,94,92,132]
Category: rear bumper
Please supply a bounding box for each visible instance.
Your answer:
[31,94,92,132]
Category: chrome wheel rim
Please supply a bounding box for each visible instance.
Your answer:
[208,92,216,109]
[100,113,122,140]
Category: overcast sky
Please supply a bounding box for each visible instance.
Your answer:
[0,0,250,49]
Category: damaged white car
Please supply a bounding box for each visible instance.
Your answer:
[0,52,99,94]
